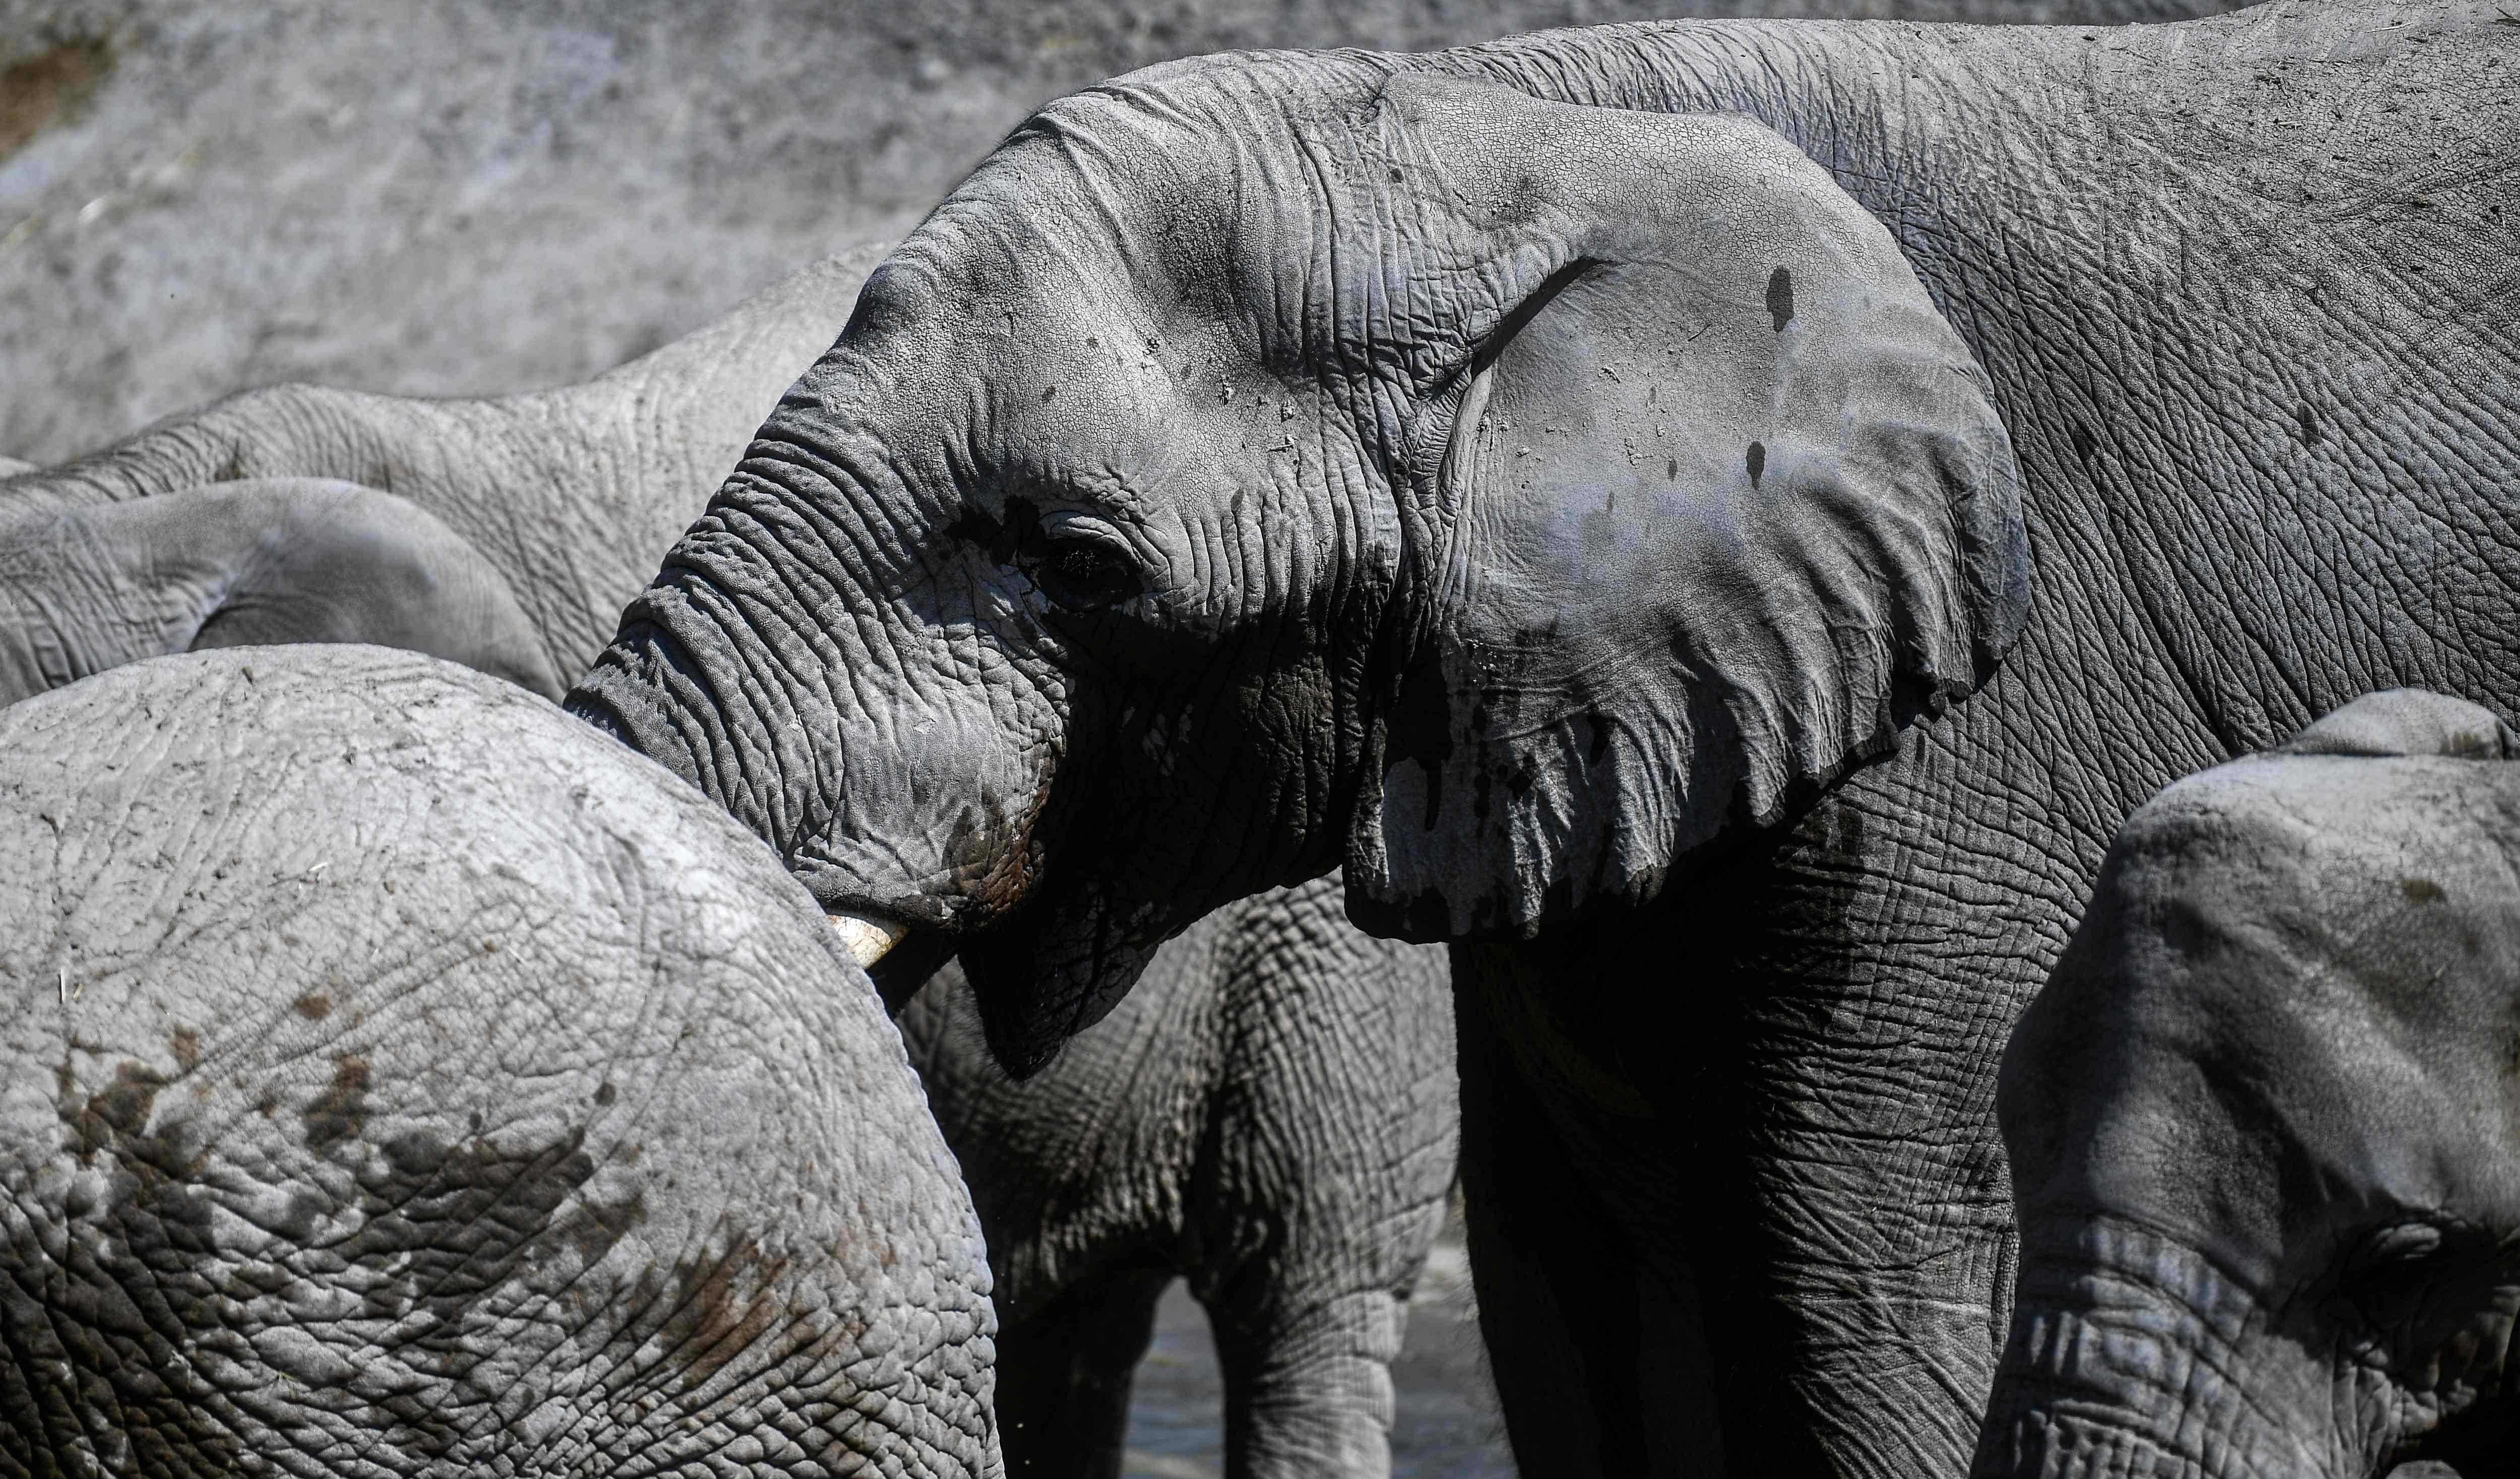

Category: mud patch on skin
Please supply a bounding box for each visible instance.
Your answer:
[35,1055,239,1472]
[653,1230,798,1388]
[0,38,111,163]
[301,1054,370,1152]
[315,1121,649,1454]
[339,1125,640,1320]
[29,1087,650,1470]
[64,1060,170,1159]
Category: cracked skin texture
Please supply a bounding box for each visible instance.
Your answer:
[0,647,999,1478]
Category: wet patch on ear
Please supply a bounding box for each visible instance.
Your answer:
[1747,441,1765,488]
[1766,267,1795,332]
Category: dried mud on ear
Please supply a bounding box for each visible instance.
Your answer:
[0,39,110,163]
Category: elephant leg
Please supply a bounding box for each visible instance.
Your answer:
[1204,1286,1405,1479]
[1450,950,1730,1479]
[1677,751,2075,1479]
[994,1263,1173,1479]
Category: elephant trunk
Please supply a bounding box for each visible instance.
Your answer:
[568,572,787,838]
[566,441,1014,1000]
[1972,1218,2344,1479]
[571,576,904,972]
[565,448,881,884]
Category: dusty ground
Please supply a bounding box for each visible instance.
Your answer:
[0,0,2244,463]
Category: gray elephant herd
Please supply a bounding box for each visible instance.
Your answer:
[4,5,2517,1478]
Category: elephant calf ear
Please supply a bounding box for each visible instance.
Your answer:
[1347,77,2029,941]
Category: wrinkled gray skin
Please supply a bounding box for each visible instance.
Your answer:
[0,477,562,702]
[0,248,1462,1476]
[904,873,1456,1479]
[0,242,889,689]
[1983,689,2520,1479]
[0,646,999,1478]
[567,6,2520,1475]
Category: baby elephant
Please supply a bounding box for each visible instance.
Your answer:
[1980,689,2520,1479]
[904,877,1456,1479]
[0,646,1000,1478]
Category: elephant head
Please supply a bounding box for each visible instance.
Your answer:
[1978,690,2520,1479]
[570,57,2028,1070]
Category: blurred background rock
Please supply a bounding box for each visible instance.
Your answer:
[0,0,2242,463]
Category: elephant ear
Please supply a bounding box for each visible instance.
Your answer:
[1345,76,2029,941]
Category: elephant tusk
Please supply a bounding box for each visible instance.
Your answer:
[825,910,909,969]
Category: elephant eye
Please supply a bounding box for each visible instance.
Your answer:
[1030,537,1143,612]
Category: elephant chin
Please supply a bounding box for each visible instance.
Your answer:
[955,896,1166,1079]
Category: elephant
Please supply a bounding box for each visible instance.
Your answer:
[904,873,1456,1479]
[0,644,999,1477]
[561,5,2520,1475]
[1982,688,2520,1479]
[0,247,1467,1475]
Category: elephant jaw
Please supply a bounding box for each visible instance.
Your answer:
[825,910,909,969]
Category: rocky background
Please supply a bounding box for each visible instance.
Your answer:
[2,0,2245,464]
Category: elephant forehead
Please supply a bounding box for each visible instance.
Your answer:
[2052,754,2520,1221]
